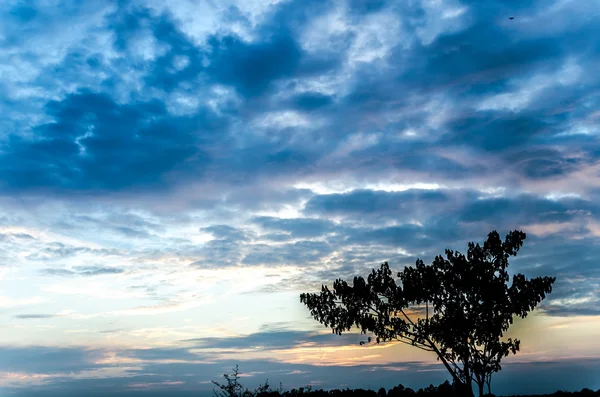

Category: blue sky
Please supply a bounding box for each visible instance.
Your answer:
[1,0,600,395]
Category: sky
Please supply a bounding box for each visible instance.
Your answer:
[0,0,600,395]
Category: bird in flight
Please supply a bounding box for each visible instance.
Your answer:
[509,17,515,20]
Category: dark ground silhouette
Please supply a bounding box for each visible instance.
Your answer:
[213,366,599,397]
[224,380,600,397]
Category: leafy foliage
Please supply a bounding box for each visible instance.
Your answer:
[300,230,556,397]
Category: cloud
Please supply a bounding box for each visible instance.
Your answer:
[344,224,434,250]
[0,346,105,373]
[191,225,251,268]
[1,89,225,192]
[241,240,334,267]
[457,194,598,225]
[287,92,336,112]
[186,329,364,351]
[204,32,303,98]
[25,242,120,261]
[252,216,336,238]
[40,265,125,277]
[1,343,598,397]
[14,314,58,319]
[0,0,598,198]
[304,189,463,221]
[201,225,251,242]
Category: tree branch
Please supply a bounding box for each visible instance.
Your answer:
[393,336,434,352]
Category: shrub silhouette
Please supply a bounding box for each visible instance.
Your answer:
[300,230,556,397]
[213,365,274,397]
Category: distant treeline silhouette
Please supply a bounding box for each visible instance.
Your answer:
[212,366,599,397]
[269,385,600,397]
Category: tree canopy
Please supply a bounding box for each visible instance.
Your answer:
[300,230,556,397]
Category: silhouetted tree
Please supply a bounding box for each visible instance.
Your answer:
[300,231,556,397]
[213,365,273,397]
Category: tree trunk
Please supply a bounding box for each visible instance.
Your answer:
[478,381,485,397]
[463,342,474,397]
[466,377,474,397]
[455,381,475,397]
[424,339,474,396]
[426,341,464,387]
[462,362,474,397]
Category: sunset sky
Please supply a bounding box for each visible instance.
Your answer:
[1,0,600,396]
